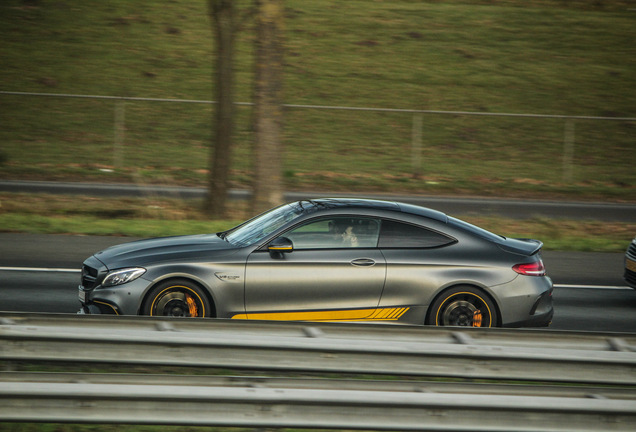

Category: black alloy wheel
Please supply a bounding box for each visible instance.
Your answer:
[427,286,499,327]
[143,279,210,318]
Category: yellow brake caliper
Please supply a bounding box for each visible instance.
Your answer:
[186,294,198,317]
[472,310,483,327]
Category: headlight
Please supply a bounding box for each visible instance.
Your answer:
[102,268,146,287]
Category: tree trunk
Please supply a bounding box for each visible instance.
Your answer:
[251,0,284,214]
[205,0,235,218]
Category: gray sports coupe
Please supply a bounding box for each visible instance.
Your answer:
[78,198,553,327]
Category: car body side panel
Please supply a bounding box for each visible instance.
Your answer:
[378,236,552,327]
[86,253,249,317]
[244,249,386,320]
[141,260,248,318]
[378,243,516,309]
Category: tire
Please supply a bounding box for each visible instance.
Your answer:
[427,286,499,327]
[142,279,211,318]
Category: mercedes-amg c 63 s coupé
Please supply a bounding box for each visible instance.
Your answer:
[78,198,553,327]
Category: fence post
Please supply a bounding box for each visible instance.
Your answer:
[562,119,575,183]
[412,113,423,179]
[114,101,125,170]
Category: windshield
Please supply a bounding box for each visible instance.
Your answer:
[224,203,306,247]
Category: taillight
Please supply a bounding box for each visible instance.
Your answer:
[513,260,546,276]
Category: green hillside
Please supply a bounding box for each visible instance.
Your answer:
[1,0,634,201]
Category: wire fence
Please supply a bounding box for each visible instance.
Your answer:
[1,90,634,192]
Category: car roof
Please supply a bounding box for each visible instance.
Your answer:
[302,198,448,223]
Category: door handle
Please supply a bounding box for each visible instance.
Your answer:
[351,258,376,267]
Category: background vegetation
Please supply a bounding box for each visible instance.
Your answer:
[0,0,634,250]
[0,0,634,200]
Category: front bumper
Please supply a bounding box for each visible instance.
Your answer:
[77,303,113,315]
[78,275,152,316]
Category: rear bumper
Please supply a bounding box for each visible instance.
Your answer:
[504,305,553,328]
[495,275,554,328]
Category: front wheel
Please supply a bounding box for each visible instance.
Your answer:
[427,286,498,327]
[142,279,211,318]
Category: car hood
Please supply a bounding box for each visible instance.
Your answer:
[93,234,237,269]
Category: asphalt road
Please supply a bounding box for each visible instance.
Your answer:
[0,233,634,332]
[2,180,635,221]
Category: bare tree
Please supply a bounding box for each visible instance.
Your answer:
[205,0,235,218]
[251,0,285,214]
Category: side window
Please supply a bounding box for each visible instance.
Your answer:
[285,217,380,249]
[379,220,454,249]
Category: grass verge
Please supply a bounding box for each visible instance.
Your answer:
[0,193,632,252]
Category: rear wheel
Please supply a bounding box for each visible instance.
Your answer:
[427,286,498,327]
[142,279,210,318]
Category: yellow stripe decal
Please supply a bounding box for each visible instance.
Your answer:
[370,308,388,319]
[393,307,408,319]
[232,307,410,322]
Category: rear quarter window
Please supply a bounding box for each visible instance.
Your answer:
[379,220,455,248]
[447,216,504,243]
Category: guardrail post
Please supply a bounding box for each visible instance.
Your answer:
[114,101,125,170]
[411,113,423,179]
[562,119,575,183]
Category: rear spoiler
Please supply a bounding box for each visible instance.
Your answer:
[498,238,543,256]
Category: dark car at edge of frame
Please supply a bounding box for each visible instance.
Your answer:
[78,198,553,328]
[624,236,636,289]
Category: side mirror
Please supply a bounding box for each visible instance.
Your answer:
[268,237,293,253]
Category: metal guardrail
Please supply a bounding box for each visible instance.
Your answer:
[4,371,636,399]
[2,313,636,385]
[2,378,635,431]
[1,312,636,430]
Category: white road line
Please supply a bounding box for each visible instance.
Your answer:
[0,267,80,273]
[553,284,632,291]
